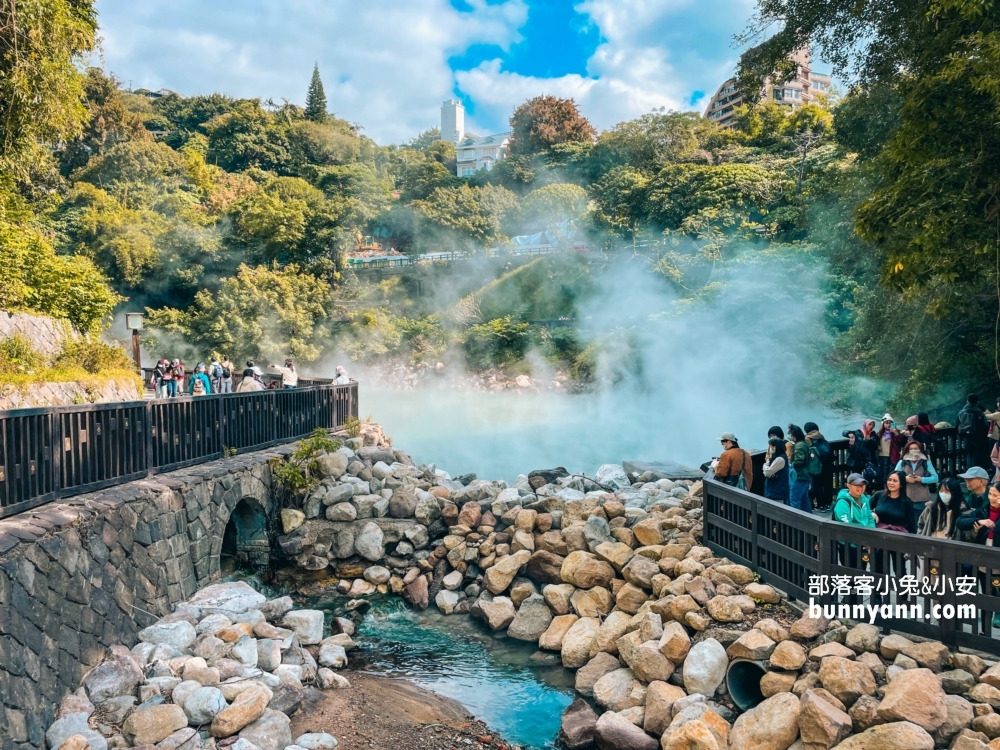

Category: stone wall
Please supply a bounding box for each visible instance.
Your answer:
[0,443,292,750]
[0,378,142,411]
[0,312,76,360]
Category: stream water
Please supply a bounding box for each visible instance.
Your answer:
[225,567,575,749]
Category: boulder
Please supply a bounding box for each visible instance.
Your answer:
[595,464,631,490]
[122,705,187,746]
[934,695,975,746]
[280,509,305,533]
[660,703,731,750]
[729,692,800,750]
[683,638,728,697]
[184,687,228,724]
[789,612,829,640]
[577,652,623,697]
[706,596,744,623]
[318,644,348,669]
[900,640,950,672]
[211,683,273,737]
[630,642,675,683]
[45,713,107,750]
[594,668,643,711]
[727,629,776,661]
[643,681,688,737]
[770,640,807,671]
[539,615,579,651]
[188,582,267,617]
[799,689,852,749]
[594,711,658,750]
[325,503,357,522]
[562,618,601,669]
[561,551,615,589]
[876,668,947,732]
[282,611,324,645]
[316,452,348,478]
[403,576,429,610]
[354,522,385,561]
[83,650,144,705]
[818,656,875,706]
[659,621,692,662]
[559,698,598,750]
[138,622,197,652]
[525,550,566,585]
[507,594,553,641]
[238,709,292,750]
[830,721,934,750]
[591,611,633,656]
[435,589,460,614]
[478,596,517,631]
[570,587,613,618]
[484,550,532,594]
[845,623,881,654]
[295,732,340,750]
[543,583,576,615]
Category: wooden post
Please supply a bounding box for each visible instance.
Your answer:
[132,329,141,375]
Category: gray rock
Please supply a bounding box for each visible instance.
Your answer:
[138,621,197,652]
[595,464,631,490]
[389,491,418,518]
[683,638,728,697]
[47,712,108,750]
[558,698,598,749]
[238,709,293,750]
[507,594,554,642]
[354,522,385,561]
[436,589,460,614]
[323,484,355,507]
[583,515,612,551]
[231,635,259,667]
[317,452,349,479]
[183,686,227,724]
[325,502,357,522]
[187,582,266,617]
[282,610,325,645]
[594,711,658,750]
[415,496,441,525]
[295,732,339,749]
[256,639,281,672]
[330,529,355,559]
[318,644,348,668]
[405,525,429,548]
[83,650,144,705]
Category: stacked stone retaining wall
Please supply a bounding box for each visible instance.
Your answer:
[0,444,292,750]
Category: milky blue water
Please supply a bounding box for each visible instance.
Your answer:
[312,595,576,749]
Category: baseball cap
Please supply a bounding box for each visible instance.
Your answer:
[959,467,990,480]
[846,473,868,486]
[719,432,737,442]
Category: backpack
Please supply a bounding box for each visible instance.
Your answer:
[807,444,823,477]
[221,364,231,378]
[812,436,833,469]
[958,406,988,437]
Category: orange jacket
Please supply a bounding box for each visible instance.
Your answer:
[715,446,753,490]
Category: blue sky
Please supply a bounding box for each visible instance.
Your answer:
[94,0,814,143]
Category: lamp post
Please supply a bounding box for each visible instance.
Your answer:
[126,312,144,376]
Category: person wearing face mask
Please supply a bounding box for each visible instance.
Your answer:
[763,437,791,503]
[918,478,965,539]
[895,439,938,527]
[844,418,880,486]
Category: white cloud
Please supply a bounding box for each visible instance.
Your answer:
[456,0,755,132]
[94,0,528,143]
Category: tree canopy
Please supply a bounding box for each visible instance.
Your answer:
[305,64,329,123]
[509,96,597,156]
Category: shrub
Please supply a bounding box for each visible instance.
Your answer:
[55,338,135,373]
[463,316,530,369]
[0,335,44,375]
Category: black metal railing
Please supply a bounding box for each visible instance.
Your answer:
[0,382,358,519]
[140,368,334,392]
[703,472,1000,655]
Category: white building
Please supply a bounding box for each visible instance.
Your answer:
[440,99,510,177]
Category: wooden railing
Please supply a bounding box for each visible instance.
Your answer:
[703,466,1000,654]
[0,382,358,519]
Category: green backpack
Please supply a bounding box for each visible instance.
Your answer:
[807,444,823,477]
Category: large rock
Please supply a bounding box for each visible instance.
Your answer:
[659,621,692,662]
[559,698,598,750]
[507,594,553,641]
[184,687,228,724]
[683,638,728,697]
[621,555,660,590]
[83,650,143,705]
[354,522,385,561]
[188,582,267,617]
[295,732,340,750]
[799,689,852,749]
[643,681,687,737]
[138,621,197,652]
[403,576,429,610]
[562,618,601,669]
[282,610,324,645]
[478,596,517,631]
[660,703,731,750]
[539,615,579,651]
[484,550,531,594]
[770,640,807,671]
[595,463,631,490]
[630,642,675,683]
[317,452,348,478]
[876,668,947,732]
[818,656,875,706]
[561,551,615,589]
[577,652,623,697]
[830,721,934,750]
[595,711,658,750]
[726,629,776,661]
[45,713,107,750]
[525,550,566,585]
[729,692,800,750]
[211,683,273,737]
[591,611,633,656]
[123,705,188,746]
[594,668,643,711]
[935,695,975,746]
[900,640,950,671]
[238,709,293,750]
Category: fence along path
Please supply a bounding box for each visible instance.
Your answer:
[704,427,1000,655]
[0,382,358,520]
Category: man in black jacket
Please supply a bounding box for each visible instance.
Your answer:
[957,394,990,472]
[805,421,834,510]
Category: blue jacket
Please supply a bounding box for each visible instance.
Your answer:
[189,372,211,395]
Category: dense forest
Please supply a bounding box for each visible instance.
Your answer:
[2,0,999,413]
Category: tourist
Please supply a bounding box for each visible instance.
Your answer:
[767,426,794,460]
[171,359,185,394]
[844,418,879,485]
[833,473,875,568]
[247,360,263,377]
[188,363,211,395]
[209,358,223,393]
[895,439,938,528]
[762,437,791,503]
[711,433,753,490]
[218,355,234,394]
[959,466,990,510]
[915,412,941,458]
[269,358,298,388]
[335,365,351,385]
[987,397,1000,449]
[918,479,964,538]
[957,394,990,472]
[236,368,264,392]
[787,424,813,512]
[955,482,1000,548]
[870,470,913,532]
[875,414,905,484]
[805,421,834,511]
[151,358,169,398]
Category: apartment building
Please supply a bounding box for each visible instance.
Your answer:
[441,99,511,177]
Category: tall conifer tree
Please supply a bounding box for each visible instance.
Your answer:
[305,63,328,123]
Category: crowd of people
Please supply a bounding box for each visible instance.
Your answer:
[148,356,352,397]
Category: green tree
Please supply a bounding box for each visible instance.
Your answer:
[520,183,589,230]
[589,167,651,241]
[0,0,97,178]
[305,63,329,123]
[413,184,519,248]
[204,99,290,172]
[509,95,597,156]
[588,110,708,177]
[146,263,332,363]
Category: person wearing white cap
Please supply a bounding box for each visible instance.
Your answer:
[711,433,753,490]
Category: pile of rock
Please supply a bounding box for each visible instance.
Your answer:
[44,581,351,750]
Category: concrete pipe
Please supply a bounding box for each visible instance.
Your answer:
[726,658,767,711]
